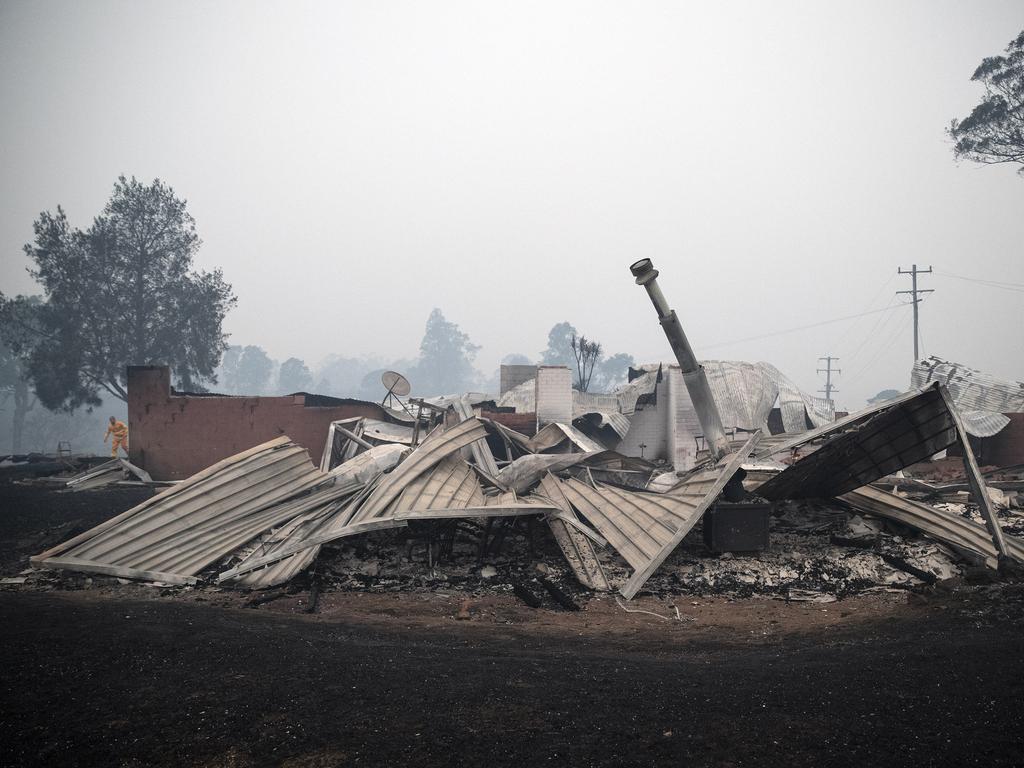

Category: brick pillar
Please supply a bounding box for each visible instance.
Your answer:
[126,366,171,470]
[500,364,538,395]
[535,366,573,429]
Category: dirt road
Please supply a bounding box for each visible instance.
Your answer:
[3,483,1024,766]
[2,587,1023,768]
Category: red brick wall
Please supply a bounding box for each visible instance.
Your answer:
[947,412,1024,468]
[128,367,390,480]
[481,410,537,437]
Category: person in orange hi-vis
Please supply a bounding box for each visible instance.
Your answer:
[104,416,129,458]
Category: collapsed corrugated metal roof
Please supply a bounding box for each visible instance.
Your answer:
[841,485,1024,569]
[388,455,556,521]
[528,422,605,454]
[451,395,502,479]
[756,385,957,500]
[539,474,610,591]
[750,381,1016,567]
[912,356,1024,437]
[548,432,760,599]
[32,438,336,585]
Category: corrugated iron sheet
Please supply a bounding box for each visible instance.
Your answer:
[615,368,660,415]
[348,418,490,524]
[34,437,330,582]
[452,395,502,479]
[528,422,605,453]
[623,361,831,434]
[756,385,957,500]
[842,485,1024,567]
[549,432,760,598]
[226,485,364,589]
[539,474,610,591]
[702,361,777,431]
[912,356,1024,437]
[962,410,1012,438]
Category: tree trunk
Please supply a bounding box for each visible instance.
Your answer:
[12,377,34,454]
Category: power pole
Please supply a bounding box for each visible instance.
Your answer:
[897,264,934,362]
[817,356,840,406]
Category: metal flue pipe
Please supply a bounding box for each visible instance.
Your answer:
[629,258,730,461]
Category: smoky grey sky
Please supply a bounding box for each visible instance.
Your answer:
[1,0,1022,409]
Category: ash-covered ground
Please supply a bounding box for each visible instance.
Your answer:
[3,482,1024,767]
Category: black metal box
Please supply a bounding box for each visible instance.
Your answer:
[703,502,772,553]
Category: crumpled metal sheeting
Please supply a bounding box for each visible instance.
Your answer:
[961,410,1012,438]
[420,392,494,410]
[756,361,834,431]
[590,411,631,440]
[348,418,491,524]
[539,474,611,591]
[388,456,558,519]
[327,444,408,485]
[757,385,956,501]
[34,437,328,580]
[497,452,598,494]
[390,455,485,514]
[320,418,364,471]
[321,418,416,472]
[360,419,415,445]
[218,426,560,583]
[481,419,534,462]
[841,485,1024,568]
[528,422,605,454]
[912,357,1024,437]
[619,361,831,434]
[573,391,621,416]
[550,432,760,598]
[451,395,502,478]
[615,369,660,415]
[701,361,778,432]
[572,392,629,438]
[556,476,695,571]
[227,484,364,589]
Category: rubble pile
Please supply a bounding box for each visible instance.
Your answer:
[19,261,1024,603]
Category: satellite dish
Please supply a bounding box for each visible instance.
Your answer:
[381,370,411,398]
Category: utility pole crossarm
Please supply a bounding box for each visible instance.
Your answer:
[817,356,840,405]
[897,264,935,363]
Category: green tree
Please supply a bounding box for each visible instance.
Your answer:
[867,389,901,405]
[413,309,480,396]
[0,296,43,453]
[949,29,1024,174]
[592,352,635,392]
[539,322,577,367]
[13,176,235,410]
[278,357,313,393]
[0,342,35,454]
[221,345,274,394]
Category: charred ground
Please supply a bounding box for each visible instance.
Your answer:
[2,483,1023,768]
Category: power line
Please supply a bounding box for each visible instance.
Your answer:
[701,303,904,350]
[842,295,902,367]
[830,273,898,351]
[934,270,1024,293]
[842,309,914,390]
